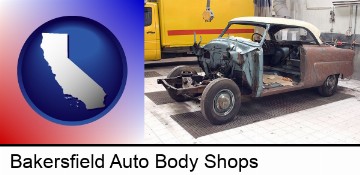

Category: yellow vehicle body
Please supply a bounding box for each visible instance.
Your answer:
[144,0,254,61]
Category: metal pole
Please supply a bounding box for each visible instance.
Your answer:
[349,5,353,36]
[354,5,358,37]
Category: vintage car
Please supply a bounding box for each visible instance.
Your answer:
[157,17,354,125]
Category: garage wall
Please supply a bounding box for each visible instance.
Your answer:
[285,0,360,80]
[355,47,360,80]
[290,0,360,35]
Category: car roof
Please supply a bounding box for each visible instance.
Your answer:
[230,17,322,44]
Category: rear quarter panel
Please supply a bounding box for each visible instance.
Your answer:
[302,45,354,87]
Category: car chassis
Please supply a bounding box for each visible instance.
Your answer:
[157,17,354,125]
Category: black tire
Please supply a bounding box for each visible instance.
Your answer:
[201,78,241,125]
[166,66,197,102]
[318,74,338,97]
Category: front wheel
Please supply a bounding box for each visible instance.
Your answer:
[166,66,198,102]
[318,74,338,97]
[201,78,241,125]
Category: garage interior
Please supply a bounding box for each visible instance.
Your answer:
[144,0,360,144]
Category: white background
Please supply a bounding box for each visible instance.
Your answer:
[0,146,359,174]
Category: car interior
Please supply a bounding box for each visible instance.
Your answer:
[253,27,317,89]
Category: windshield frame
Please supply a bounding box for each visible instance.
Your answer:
[219,22,270,47]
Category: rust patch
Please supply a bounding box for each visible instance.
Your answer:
[302,45,354,87]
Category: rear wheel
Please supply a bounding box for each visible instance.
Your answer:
[201,78,241,125]
[166,66,197,102]
[318,74,338,97]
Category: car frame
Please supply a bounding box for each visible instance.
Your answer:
[158,17,354,125]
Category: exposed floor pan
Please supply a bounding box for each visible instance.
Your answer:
[263,74,294,88]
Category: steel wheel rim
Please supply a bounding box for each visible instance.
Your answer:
[326,75,336,91]
[213,89,235,116]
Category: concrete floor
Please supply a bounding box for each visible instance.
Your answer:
[144,64,360,144]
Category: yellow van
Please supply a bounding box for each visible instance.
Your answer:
[144,0,254,61]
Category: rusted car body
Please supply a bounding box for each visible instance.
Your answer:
[262,44,353,96]
[158,17,354,125]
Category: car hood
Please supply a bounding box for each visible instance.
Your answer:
[203,37,260,54]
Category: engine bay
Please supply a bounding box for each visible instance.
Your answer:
[195,38,304,93]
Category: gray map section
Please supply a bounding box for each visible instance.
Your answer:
[40,33,106,109]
